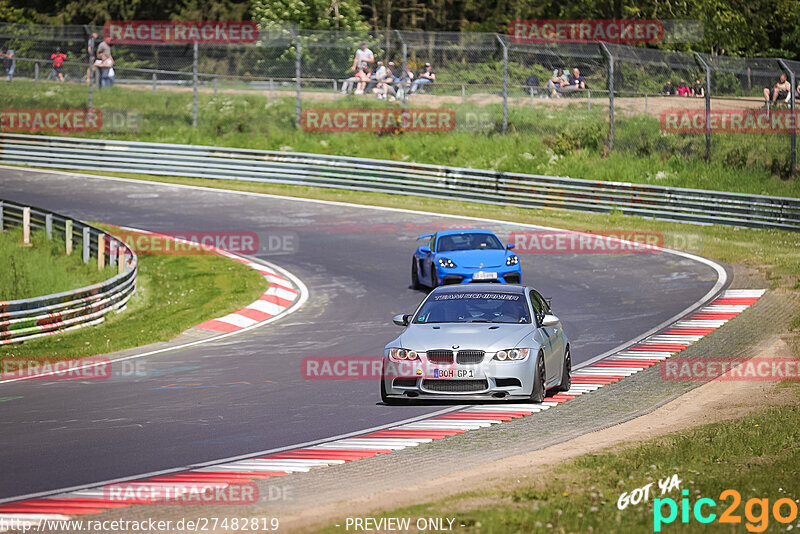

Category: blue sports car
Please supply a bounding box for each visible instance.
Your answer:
[411,229,521,288]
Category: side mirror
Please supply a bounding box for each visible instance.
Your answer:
[545,297,553,308]
[393,314,411,327]
[541,314,559,327]
[506,242,515,249]
[420,246,431,254]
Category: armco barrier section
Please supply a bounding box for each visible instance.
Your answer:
[0,199,137,345]
[1,134,799,231]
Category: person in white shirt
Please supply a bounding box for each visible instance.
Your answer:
[351,42,374,71]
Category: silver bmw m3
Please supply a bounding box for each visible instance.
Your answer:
[381,284,571,404]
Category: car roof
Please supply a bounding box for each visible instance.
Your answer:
[436,229,496,237]
[431,283,528,295]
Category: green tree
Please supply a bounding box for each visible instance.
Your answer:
[251,0,369,30]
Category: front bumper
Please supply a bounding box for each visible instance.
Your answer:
[437,266,522,285]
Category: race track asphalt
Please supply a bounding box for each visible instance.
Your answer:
[0,167,725,499]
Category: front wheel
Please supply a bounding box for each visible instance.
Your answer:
[380,376,404,405]
[528,351,546,403]
[555,346,571,393]
[430,265,439,288]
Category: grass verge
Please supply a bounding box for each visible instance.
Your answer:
[0,227,114,300]
[3,79,799,197]
[0,225,267,360]
[311,383,800,534]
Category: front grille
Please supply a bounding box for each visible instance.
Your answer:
[393,378,417,388]
[456,350,485,364]
[422,379,489,393]
[426,350,454,364]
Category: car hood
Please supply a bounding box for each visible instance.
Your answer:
[437,249,508,268]
[389,323,531,352]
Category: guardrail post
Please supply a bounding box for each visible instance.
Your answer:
[109,238,117,267]
[82,226,90,264]
[495,34,508,134]
[152,72,157,94]
[34,63,39,85]
[600,43,614,150]
[694,53,712,160]
[22,207,31,246]
[118,248,125,274]
[65,220,73,255]
[97,234,105,269]
[192,42,198,129]
[778,59,797,175]
[45,213,52,239]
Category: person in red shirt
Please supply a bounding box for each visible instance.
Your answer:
[51,47,66,82]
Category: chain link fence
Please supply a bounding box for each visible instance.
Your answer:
[1,23,797,174]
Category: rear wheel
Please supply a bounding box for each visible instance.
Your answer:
[411,259,421,289]
[555,346,572,393]
[528,351,546,403]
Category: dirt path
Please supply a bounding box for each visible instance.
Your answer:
[279,336,796,533]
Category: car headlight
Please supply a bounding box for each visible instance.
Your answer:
[506,254,519,266]
[438,258,456,268]
[493,348,529,361]
[389,348,419,361]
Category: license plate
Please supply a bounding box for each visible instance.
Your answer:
[473,271,497,280]
[431,368,476,379]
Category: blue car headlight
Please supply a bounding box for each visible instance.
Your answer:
[506,254,519,266]
[438,258,456,268]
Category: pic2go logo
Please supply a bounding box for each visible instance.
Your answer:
[653,489,799,532]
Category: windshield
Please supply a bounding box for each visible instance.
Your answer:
[414,292,531,324]
[436,233,504,252]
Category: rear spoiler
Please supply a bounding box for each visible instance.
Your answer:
[417,233,434,239]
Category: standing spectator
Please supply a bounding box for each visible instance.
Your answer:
[693,79,705,98]
[546,69,568,97]
[676,80,691,96]
[351,42,374,71]
[1,44,14,82]
[764,74,790,104]
[94,52,115,89]
[410,62,435,93]
[662,81,675,96]
[51,47,66,82]
[86,31,101,84]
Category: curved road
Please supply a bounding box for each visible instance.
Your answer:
[0,167,724,500]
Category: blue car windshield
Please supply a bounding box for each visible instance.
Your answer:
[436,233,504,252]
[414,292,531,324]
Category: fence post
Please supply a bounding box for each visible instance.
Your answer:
[395,30,408,109]
[192,42,198,129]
[778,59,797,175]
[65,220,73,255]
[45,213,52,239]
[34,62,39,85]
[152,72,157,94]
[0,201,3,231]
[88,41,94,109]
[22,207,31,246]
[645,94,648,116]
[600,43,614,150]
[587,90,591,111]
[694,53,712,160]
[463,85,466,105]
[291,29,302,129]
[333,79,338,101]
[82,226,90,264]
[495,34,508,134]
[98,234,106,269]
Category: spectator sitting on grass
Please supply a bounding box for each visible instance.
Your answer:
[676,80,691,96]
[351,42,374,71]
[558,67,585,96]
[546,69,569,98]
[662,81,675,96]
[410,63,435,93]
[764,74,790,105]
[374,62,397,100]
[341,65,366,94]
[693,79,705,98]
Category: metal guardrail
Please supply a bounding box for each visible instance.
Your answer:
[1,133,799,232]
[0,198,137,345]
